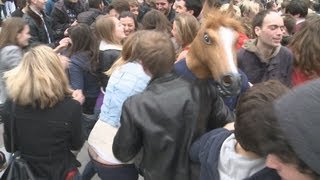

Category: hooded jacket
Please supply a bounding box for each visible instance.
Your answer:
[190,128,281,180]
[238,39,293,87]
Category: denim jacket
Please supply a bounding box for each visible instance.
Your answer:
[99,62,150,127]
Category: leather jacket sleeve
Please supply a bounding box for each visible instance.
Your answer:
[207,84,235,130]
[112,97,142,162]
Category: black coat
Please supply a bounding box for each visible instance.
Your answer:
[2,98,84,180]
[113,73,234,180]
[23,8,56,48]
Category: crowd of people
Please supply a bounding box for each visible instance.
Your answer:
[0,0,319,179]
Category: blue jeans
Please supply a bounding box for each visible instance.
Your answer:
[91,159,138,180]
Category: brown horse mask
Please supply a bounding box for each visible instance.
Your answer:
[186,10,244,96]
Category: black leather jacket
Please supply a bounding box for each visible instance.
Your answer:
[113,73,234,180]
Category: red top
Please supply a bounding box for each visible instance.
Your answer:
[236,32,249,50]
[292,68,320,87]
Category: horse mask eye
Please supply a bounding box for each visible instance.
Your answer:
[203,32,212,45]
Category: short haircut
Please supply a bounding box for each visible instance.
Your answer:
[108,0,130,14]
[132,30,175,77]
[281,13,296,35]
[185,0,203,17]
[141,9,172,35]
[234,80,289,156]
[285,0,308,18]
[88,0,103,9]
[251,10,273,37]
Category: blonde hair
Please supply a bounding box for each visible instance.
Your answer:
[105,31,142,76]
[95,15,121,44]
[4,45,72,109]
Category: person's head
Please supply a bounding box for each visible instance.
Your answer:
[68,23,97,54]
[4,45,72,109]
[289,15,320,77]
[16,0,27,10]
[258,79,320,180]
[88,0,104,9]
[131,30,175,77]
[67,23,99,71]
[172,13,200,48]
[239,0,261,19]
[28,0,47,11]
[281,13,296,36]
[141,9,172,34]
[108,0,130,18]
[252,10,284,48]
[234,80,289,157]
[95,15,125,44]
[0,17,31,48]
[119,11,138,37]
[173,0,202,17]
[155,0,174,16]
[265,0,278,11]
[127,0,140,16]
[285,0,308,18]
[106,30,144,76]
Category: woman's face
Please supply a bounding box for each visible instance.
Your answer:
[113,17,126,42]
[171,21,181,45]
[120,16,136,37]
[17,25,31,47]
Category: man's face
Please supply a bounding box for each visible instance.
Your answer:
[255,12,284,48]
[156,0,171,15]
[266,154,314,180]
[32,0,47,11]
[173,0,187,14]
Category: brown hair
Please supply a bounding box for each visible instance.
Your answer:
[106,31,142,76]
[174,13,200,48]
[141,9,172,35]
[234,80,289,156]
[95,15,122,44]
[0,17,28,48]
[132,30,175,77]
[289,15,320,77]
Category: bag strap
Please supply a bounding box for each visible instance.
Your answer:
[10,101,16,153]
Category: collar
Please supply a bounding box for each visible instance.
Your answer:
[99,40,122,51]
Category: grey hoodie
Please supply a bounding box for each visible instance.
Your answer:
[0,45,22,104]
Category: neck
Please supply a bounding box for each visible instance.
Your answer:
[256,40,275,59]
[235,142,260,159]
[186,53,211,79]
[29,5,41,14]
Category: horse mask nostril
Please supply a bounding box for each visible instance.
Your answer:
[222,75,233,87]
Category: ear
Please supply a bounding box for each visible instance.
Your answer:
[187,9,194,15]
[254,26,261,37]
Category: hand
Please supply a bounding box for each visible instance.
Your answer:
[72,89,85,105]
[53,37,71,53]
